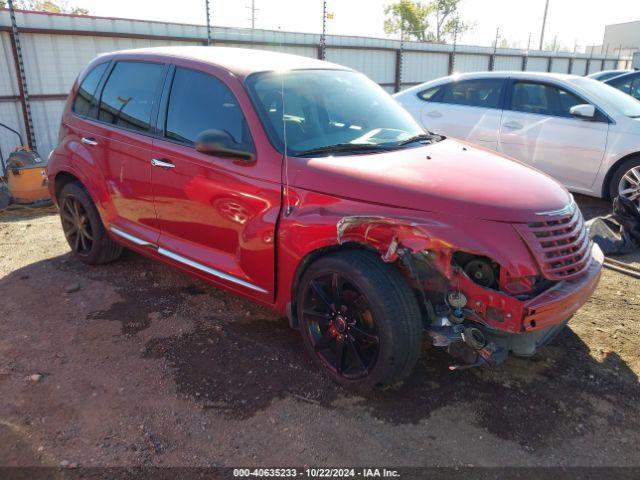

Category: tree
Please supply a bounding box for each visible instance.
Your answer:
[384,0,470,43]
[383,0,431,42]
[0,0,89,14]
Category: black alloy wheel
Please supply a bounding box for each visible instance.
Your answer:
[297,250,423,390]
[302,271,380,379]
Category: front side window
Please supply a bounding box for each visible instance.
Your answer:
[439,79,504,109]
[246,69,427,156]
[98,62,164,133]
[510,81,583,118]
[165,67,253,148]
[72,62,108,117]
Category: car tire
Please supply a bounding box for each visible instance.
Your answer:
[58,182,122,265]
[296,249,423,390]
[609,156,640,207]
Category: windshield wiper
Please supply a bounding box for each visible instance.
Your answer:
[292,143,391,157]
[396,132,443,146]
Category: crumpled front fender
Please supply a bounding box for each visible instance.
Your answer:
[275,188,539,316]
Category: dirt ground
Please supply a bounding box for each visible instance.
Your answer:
[0,195,639,468]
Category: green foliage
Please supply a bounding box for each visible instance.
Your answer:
[384,0,471,43]
[1,0,89,14]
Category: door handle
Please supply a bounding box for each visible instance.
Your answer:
[503,121,523,130]
[151,158,175,169]
[426,110,443,118]
[81,137,98,146]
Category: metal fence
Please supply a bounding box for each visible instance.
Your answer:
[0,9,629,171]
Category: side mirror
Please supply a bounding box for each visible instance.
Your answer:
[195,129,255,161]
[569,104,596,119]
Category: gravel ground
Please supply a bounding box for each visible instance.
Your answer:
[0,195,638,468]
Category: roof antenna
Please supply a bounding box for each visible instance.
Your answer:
[281,73,292,216]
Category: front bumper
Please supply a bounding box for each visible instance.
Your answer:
[522,243,603,332]
[437,244,603,368]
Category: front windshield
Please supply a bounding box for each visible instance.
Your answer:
[246,69,428,156]
[571,77,640,118]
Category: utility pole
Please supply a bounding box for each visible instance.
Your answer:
[539,0,549,50]
[205,0,212,45]
[7,0,35,150]
[320,0,327,60]
[246,0,258,29]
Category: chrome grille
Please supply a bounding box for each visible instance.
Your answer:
[516,204,591,281]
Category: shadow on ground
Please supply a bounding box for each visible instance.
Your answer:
[2,224,639,453]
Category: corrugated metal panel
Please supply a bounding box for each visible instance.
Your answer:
[30,99,66,158]
[550,58,570,73]
[587,60,603,74]
[381,85,395,94]
[526,57,549,72]
[224,42,317,58]
[0,102,25,174]
[326,48,395,84]
[0,32,19,96]
[603,60,617,70]
[493,55,522,71]
[453,54,490,73]
[19,33,200,95]
[402,51,449,83]
[571,58,587,75]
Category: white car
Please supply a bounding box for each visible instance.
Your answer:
[394,72,640,207]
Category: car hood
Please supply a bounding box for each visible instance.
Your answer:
[289,139,572,223]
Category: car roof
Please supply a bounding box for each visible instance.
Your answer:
[394,71,592,96]
[100,46,350,77]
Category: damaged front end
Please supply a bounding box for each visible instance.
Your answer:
[336,209,604,370]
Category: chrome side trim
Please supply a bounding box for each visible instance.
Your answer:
[110,226,157,249]
[109,226,267,294]
[157,248,268,294]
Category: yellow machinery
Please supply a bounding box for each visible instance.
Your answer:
[0,122,50,207]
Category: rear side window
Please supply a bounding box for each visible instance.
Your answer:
[510,82,584,118]
[72,63,108,117]
[439,79,504,109]
[98,62,164,133]
[164,67,253,147]
[418,85,442,101]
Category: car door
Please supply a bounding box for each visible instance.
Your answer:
[150,66,281,301]
[498,80,609,192]
[419,78,506,150]
[76,60,167,245]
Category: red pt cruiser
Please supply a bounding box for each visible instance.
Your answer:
[48,47,603,390]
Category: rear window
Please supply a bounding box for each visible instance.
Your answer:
[439,79,504,109]
[72,62,108,117]
[98,61,164,134]
[417,85,442,101]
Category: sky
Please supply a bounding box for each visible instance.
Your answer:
[71,0,640,51]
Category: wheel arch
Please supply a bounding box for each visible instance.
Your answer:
[54,171,82,203]
[287,242,382,329]
[602,151,640,198]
